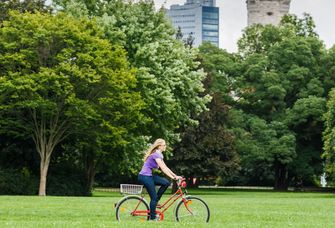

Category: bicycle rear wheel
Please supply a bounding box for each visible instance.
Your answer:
[115,195,149,222]
[175,196,210,223]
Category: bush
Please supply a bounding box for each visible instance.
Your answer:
[45,160,87,196]
[47,173,86,196]
[0,168,38,195]
[0,167,86,196]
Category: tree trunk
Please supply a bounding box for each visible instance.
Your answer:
[30,109,69,196]
[37,142,52,196]
[84,150,96,196]
[35,136,55,196]
[39,161,50,196]
[274,163,288,190]
[32,110,69,196]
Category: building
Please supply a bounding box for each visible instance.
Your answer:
[166,0,219,47]
[246,0,291,26]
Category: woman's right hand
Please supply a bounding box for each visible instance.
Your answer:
[175,176,183,181]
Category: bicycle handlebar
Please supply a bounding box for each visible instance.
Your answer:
[177,177,187,188]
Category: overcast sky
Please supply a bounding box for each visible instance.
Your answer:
[155,0,335,52]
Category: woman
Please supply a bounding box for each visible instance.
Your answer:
[138,138,182,221]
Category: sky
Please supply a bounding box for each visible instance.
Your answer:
[154,0,335,52]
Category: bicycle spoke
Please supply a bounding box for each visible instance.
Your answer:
[116,196,149,222]
[176,197,210,223]
[119,207,133,215]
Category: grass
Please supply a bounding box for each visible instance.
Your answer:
[0,189,334,227]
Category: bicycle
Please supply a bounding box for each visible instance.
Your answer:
[115,178,210,222]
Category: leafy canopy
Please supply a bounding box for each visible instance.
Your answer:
[0,11,145,194]
[55,0,211,143]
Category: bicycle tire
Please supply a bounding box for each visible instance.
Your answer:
[115,195,149,222]
[175,196,210,223]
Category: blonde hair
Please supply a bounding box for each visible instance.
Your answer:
[143,138,166,161]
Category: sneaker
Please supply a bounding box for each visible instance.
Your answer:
[149,218,159,222]
[149,214,160,221]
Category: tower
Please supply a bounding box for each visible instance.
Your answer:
[246,0,291,26]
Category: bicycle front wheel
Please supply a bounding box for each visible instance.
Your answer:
[115,195,149,222]
[175,196,210,223]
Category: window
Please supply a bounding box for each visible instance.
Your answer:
[203,36,219,42]
[182,26,195,29]
[203,12,219,19]
[203,31,218,36]
[202,19,218,24]
[203,24,218,30]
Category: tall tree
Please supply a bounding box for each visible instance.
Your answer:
[323,88,335,185]
[228,110,296,186]
[234,14,328,189]
[321,45,335,185]
[55,0,210,179]
[168,43,240,186]
[57,0,210,140]
[0,11,144,195]
[170,93,240,186]
[322,46,335,184]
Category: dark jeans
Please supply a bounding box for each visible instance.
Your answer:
[138,174,170,220]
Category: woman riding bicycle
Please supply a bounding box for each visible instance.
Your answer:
[138,138,182,221]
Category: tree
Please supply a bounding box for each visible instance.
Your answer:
[323,88,335,185]
[238,13,318,56]
[175,26,183,40]
[0,0,52,22]
[174,26,194,48]
[185,32,195,48]
[280,13,318,38]
[0,11,144,195]
[55,0,211,179]
[321,46,335,185]
[168,43,240,186]
[228,110,296,187]
[234,14,328,189]
[57,0,210,139]
[170,93,240,186]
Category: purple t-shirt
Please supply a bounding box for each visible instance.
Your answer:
[139,150,164,176]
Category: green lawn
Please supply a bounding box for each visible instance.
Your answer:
[0,189,334,227]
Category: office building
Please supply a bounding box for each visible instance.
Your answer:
[166,0,219,47]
